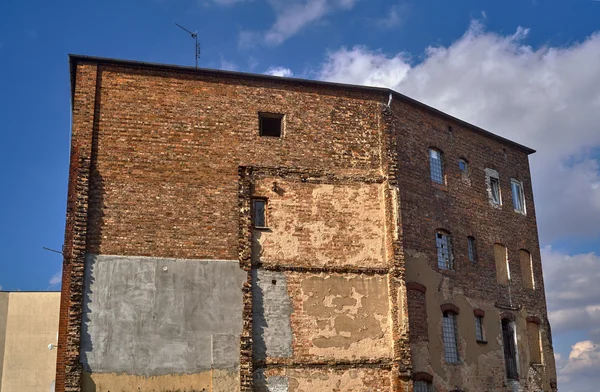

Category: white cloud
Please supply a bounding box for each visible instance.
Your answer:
[542,247,600,334]
[317,21,600,244]
[0,284,3,291]
[49,272,61,287]
[240,0,360,47]
[375,3,404,29]
[558,340,600,391]
[265,66,293,77]
[220,57,239,71]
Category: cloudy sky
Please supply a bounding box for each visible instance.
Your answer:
[1,0,599,390]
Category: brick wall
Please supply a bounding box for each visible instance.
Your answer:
[59,57,556,392]
[389,98,557,391]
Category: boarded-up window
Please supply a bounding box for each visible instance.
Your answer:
[494,244,510,285]
[520,249,535,290]
[528,322,542,364]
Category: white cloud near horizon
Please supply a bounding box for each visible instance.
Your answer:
[265,66,293,77]
[557,340,600,392]
[49,272,61,287]
[317,21,600,245]
[240,0,361,47]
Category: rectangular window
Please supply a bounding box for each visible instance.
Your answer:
[429,149,444,184]
[259,113,283,137]
[511,179,526,213]
[490,177,501,204]
[475,316,484,341]
[527,322,543,364]
[253,199,267,228]
[502,319,519,380]
[519,249,535,290]
[443,312,460,363]
[414,380,432,392]
[467,236,476,263]
[494,244,510,285]
[436,232,453,270]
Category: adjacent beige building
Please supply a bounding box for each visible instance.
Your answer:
[0,291,60,392]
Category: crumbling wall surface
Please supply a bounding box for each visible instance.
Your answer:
[248,172,399,391]
[253,271,392,362]
[254,367,393,392]
[81,254,246,391]
[389,97,557,391]
[253,179,386,268]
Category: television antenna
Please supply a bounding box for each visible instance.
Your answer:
[175,23,201,69]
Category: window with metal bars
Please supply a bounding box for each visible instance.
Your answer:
[467,236,476,263]
[475,316,484,341]
[429,148,444,184]
[502,319,519,380]
[414,380,432,392]
[443,311,459,363]
[436,231,453,270]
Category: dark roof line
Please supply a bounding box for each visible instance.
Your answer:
[68,54,536,155]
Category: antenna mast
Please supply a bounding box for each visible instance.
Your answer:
[175,23,201,68]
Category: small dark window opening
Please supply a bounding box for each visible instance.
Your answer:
[458,159,468,172]
[259,113,283,137]
[271,279,277,285]
[502,319,519,380]
[253,199,267,228]
[467,236,477,263]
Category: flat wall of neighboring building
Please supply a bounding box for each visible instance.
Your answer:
[0,292,8,387]
[0,292,60,392]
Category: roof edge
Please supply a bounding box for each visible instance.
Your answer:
[68,54,536,155]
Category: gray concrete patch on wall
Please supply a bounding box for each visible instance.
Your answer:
[252,269,293,360]
[81,254,247,376]
[253,369,289,392]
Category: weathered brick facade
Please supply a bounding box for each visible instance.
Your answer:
[57,55,557,391]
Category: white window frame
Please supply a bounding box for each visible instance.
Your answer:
[486,168,502,207]
[511,179,526,214]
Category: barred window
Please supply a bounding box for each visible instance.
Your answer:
[414,380,432,392]
[467,236,477,263]
[475,316,484,341]
[436,231,453,270]
[443,311,459,363]
[429,148,444,184]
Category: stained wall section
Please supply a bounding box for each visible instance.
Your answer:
[80,255,246,391]
[251,176,396,391]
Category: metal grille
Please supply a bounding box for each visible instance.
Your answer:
[443,312,459,363]
[511,180,524,212]
[436,232,453,270]
[414,380,431,392]
[430,149,444,184]
[475,316,484,341]
[502,319,519,380]
[467,236,476,263]
[253,199,266,227]
[490,177,501,204]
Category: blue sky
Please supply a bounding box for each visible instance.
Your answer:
[1,0,600,390]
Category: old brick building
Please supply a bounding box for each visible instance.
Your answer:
[57,55,558,392]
